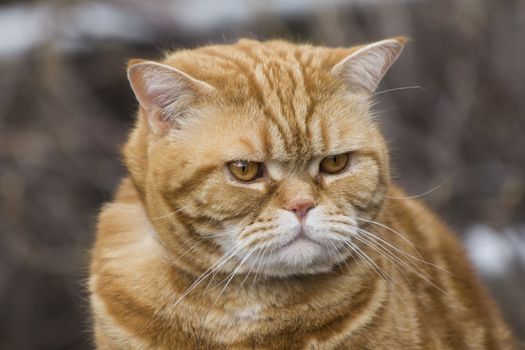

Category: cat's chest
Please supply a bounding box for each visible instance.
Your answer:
[179,281,388,349]
[231,303,263,321]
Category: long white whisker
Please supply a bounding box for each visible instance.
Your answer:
[148,204,194,221]
[371,85,427,97]
[240,248,264,288]
[348,228,450,296]
[354,228,423,272]
[355,218,458,277]
[338,238,396,291]
[328,239,354,273]
[384,175,453,200]
[165,235,258,312]
[201,249,256,327]
[213,249,255,294]
[351,85,427,106]
[351,233,417,287]
[354,226,427,265]
[251,249,270,288]
[333,215,427,265]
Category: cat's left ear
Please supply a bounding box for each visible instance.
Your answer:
[331,37,407,94]
[127,60,215,134]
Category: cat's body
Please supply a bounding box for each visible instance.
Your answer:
[89,39,515,349]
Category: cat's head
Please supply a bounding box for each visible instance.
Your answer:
[124,38,405,277]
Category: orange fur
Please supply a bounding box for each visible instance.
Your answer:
[89,38,515,349]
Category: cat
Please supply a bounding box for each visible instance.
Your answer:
[89,37,516,349]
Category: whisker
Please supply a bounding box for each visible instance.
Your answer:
[328,239,354,274]
[384,175,454,200]
[338,237,408,312]
[355,226,428,266]
[350,228,450,296]
[200,232,231,239]
[240,247,265,288]
[354,217,428,262]
[351,85,427,105]
[164,234,259,313]
[338,237,398,294]
[208,249,256,296]
[371,85,428,97]
[168,239,206,266]
[328,217,456,298]
[251,249,270,287]
[324,239,336,266]
[351,233,418,288]
[355,218,458,278]
[148,204,194,221]
[198,226,268,297]
[201,249,256,328]
[262,248,273,279]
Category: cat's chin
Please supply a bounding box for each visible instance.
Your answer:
[254,238,345,277]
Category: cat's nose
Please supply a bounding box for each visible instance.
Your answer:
[285,198,316,220]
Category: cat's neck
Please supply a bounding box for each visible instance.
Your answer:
[165,254,374,304]
[159,253,389,333]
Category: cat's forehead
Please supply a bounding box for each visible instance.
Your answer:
[163,39,353,100]
[247,98,365,158]
[166,40,375,163]
[184,94,373,170]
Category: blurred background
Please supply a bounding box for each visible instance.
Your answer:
[0,0,524,349]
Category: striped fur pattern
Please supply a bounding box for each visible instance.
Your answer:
[89,38,516,349]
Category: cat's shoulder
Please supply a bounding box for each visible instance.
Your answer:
[113,177,140,203]
[93,177,157,259]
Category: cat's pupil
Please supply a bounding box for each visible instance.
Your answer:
[235,161,247,173]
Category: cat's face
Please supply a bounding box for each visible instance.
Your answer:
[126,38,404,277]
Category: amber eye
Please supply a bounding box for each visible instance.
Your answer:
[320,153,350,174]
[228,160,263,182]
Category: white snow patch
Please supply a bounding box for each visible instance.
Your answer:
[464,224,525,277]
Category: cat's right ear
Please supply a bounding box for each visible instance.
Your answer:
[127,60,215,134]
[331,37,407,95]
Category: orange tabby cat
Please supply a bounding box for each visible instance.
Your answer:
[89,37,516,349]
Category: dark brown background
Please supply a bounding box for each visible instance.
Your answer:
[0,0,524,349]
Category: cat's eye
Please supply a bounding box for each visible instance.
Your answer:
[319,153,350,174]
[228,160,263,182]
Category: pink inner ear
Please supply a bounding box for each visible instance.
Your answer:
[127,65,154,111]
[331,39,405,94]
[127,61,215,134]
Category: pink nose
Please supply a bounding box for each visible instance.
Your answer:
[285,198,316,220]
